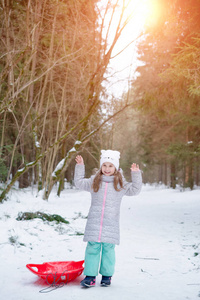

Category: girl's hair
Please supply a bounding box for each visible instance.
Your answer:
[92,169,124,192]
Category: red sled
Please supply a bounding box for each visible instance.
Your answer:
[26,260,84,284]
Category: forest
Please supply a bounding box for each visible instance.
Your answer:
[0,0,200,202]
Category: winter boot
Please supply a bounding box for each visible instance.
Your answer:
[100,276,112,287]
[80,276,96,288]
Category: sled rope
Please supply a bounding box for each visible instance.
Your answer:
[39,270,69,293]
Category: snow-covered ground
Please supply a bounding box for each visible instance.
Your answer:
[0,184,199,300]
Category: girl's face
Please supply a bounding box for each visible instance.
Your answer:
[101,162,116,176]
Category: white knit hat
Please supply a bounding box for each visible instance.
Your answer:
[100,150,120,170]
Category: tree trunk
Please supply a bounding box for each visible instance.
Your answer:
[170,161,176,189]
[164,161,168,186]
[184,159,194,189]
[195,158,199,186]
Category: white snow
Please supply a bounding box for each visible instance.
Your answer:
[0,184,199,300]
[35,141,41,148]
[69,147,76,153]
[52,159,65,177]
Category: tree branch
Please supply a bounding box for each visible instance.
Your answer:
[0,100,134,202]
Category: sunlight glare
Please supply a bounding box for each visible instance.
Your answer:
[126,0,161,30]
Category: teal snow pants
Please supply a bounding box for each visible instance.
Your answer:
[84,242,115,276]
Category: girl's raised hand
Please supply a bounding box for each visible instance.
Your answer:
[75,155,84,165]
[130,163,140,172]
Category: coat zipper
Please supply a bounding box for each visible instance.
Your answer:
[98,182,108,242]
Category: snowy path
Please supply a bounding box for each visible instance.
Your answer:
[0,185,199,300]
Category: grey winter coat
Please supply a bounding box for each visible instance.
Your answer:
[74,164,142,245]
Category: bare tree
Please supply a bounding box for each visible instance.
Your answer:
[0,0,142,202]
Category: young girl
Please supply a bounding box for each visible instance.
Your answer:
[74,150,142,288]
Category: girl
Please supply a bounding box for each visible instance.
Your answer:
[74,150,142,288]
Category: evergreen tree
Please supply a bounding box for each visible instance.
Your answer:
[127,0,200,188]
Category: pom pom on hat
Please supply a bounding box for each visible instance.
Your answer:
[100,149,120,170]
